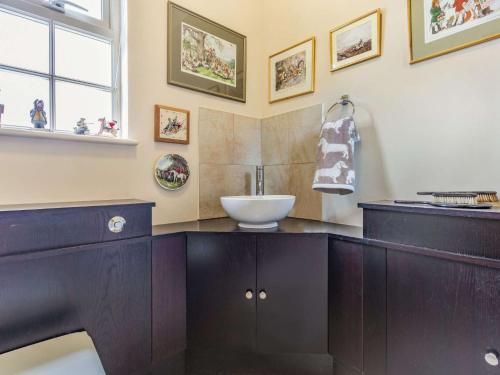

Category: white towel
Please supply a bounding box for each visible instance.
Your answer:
[312,116,360,195]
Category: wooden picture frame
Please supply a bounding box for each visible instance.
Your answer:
[268,37,316,103]
[408,0,500,64]
[167,2,247,102]
[330,9,382,72]
[154,105,190,144]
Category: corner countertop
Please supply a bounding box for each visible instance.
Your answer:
[0,199,155,213]
[359,200,500,220]
[153,217,364,242]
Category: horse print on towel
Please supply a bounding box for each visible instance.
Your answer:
[313,117,360,193]
[314,161,349,184]
[319,138,349,160]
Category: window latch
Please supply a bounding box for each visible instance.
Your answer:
[45,0,89,14]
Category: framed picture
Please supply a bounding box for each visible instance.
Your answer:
[167,2,247,102]
[268,37,316,103]
[155,154,190,191]
[408,0,500,64]
[155,105,190,144]
[330,9,382,72]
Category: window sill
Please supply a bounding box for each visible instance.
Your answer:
[0,127,138,146]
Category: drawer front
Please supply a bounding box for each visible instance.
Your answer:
[364,208,500,259]
[0,204,152,256]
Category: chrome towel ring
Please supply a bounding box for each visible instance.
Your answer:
[325,94,356,117]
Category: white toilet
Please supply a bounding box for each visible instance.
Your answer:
[0,332,105,375]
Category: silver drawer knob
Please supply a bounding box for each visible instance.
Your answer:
[259,291,267,300]
[108,216,126,233]
[245,290,253,300]
[485,351,499,367]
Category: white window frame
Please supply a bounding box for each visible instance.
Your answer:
[0,0,123,136]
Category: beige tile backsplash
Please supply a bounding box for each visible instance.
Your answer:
[199,108,234,165]
[199,164,255,220]
[199,105,323,221]
[262,113,289,165]
[234,115,262,165]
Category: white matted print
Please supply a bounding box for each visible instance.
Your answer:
[269,37,315,103]
[330,9,382,72]
[424,0,500,43]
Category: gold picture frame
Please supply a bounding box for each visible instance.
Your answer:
[268,37,316,103]
[154,105,190,144]
[408,0,500,64]
[330,9,382,72]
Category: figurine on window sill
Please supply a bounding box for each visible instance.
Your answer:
[74,118,90,135]
[97,117,119,138]
[30,99,47,129]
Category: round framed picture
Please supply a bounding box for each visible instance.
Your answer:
[154,154,190,191]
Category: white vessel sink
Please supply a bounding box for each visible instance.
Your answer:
[220,195,296,229]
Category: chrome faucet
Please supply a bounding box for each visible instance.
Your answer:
[256,166,265,196]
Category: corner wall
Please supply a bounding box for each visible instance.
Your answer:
[260,0,500,226]
[1,0,499,228]
[0,0,266,225]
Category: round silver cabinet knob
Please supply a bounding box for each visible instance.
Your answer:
[245,290,254,300]
[485,351,499,367]
[259,290,267,300]
[108,216,126,233]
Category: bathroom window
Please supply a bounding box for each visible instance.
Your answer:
[0,0,123,136]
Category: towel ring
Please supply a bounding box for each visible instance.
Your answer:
[325,95,356,117]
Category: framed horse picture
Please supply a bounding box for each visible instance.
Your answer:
[154,105,190,144]
[167,2,247,102]
[408,0,500,63]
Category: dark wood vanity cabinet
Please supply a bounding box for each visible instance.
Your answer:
[387,251,500,375]
[187,233,257,352]
[256,234,328,354]
[186,233,328,355]
[0,201,154,375]
[328,240,387,375]
[329,240,363,374]
[361,202,500,375]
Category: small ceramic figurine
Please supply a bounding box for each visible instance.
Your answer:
[74,118,90,135]
[0,104,4,125]
[98,117,120,138]
[30,99,47,129]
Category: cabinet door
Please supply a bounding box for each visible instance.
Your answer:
[329,240,363,373]
[256,234,328,354]
[152,234,187,372]
[329,241,387,375]
[387,251,500,375]
[187,233,257,351]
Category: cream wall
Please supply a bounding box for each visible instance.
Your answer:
[0,0,265,225]
[261,0,500,226]
[1,0,499,227]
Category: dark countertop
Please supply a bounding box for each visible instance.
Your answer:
[0,199,155,213]
[153,217,364,242]
[359,200,500,220]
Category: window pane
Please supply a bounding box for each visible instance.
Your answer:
[55,26,112,86]
[55,81,112,134]
[67,0,103,20]
[0,69,50,128]
[0,9,49,73]
[28,0,103,20]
